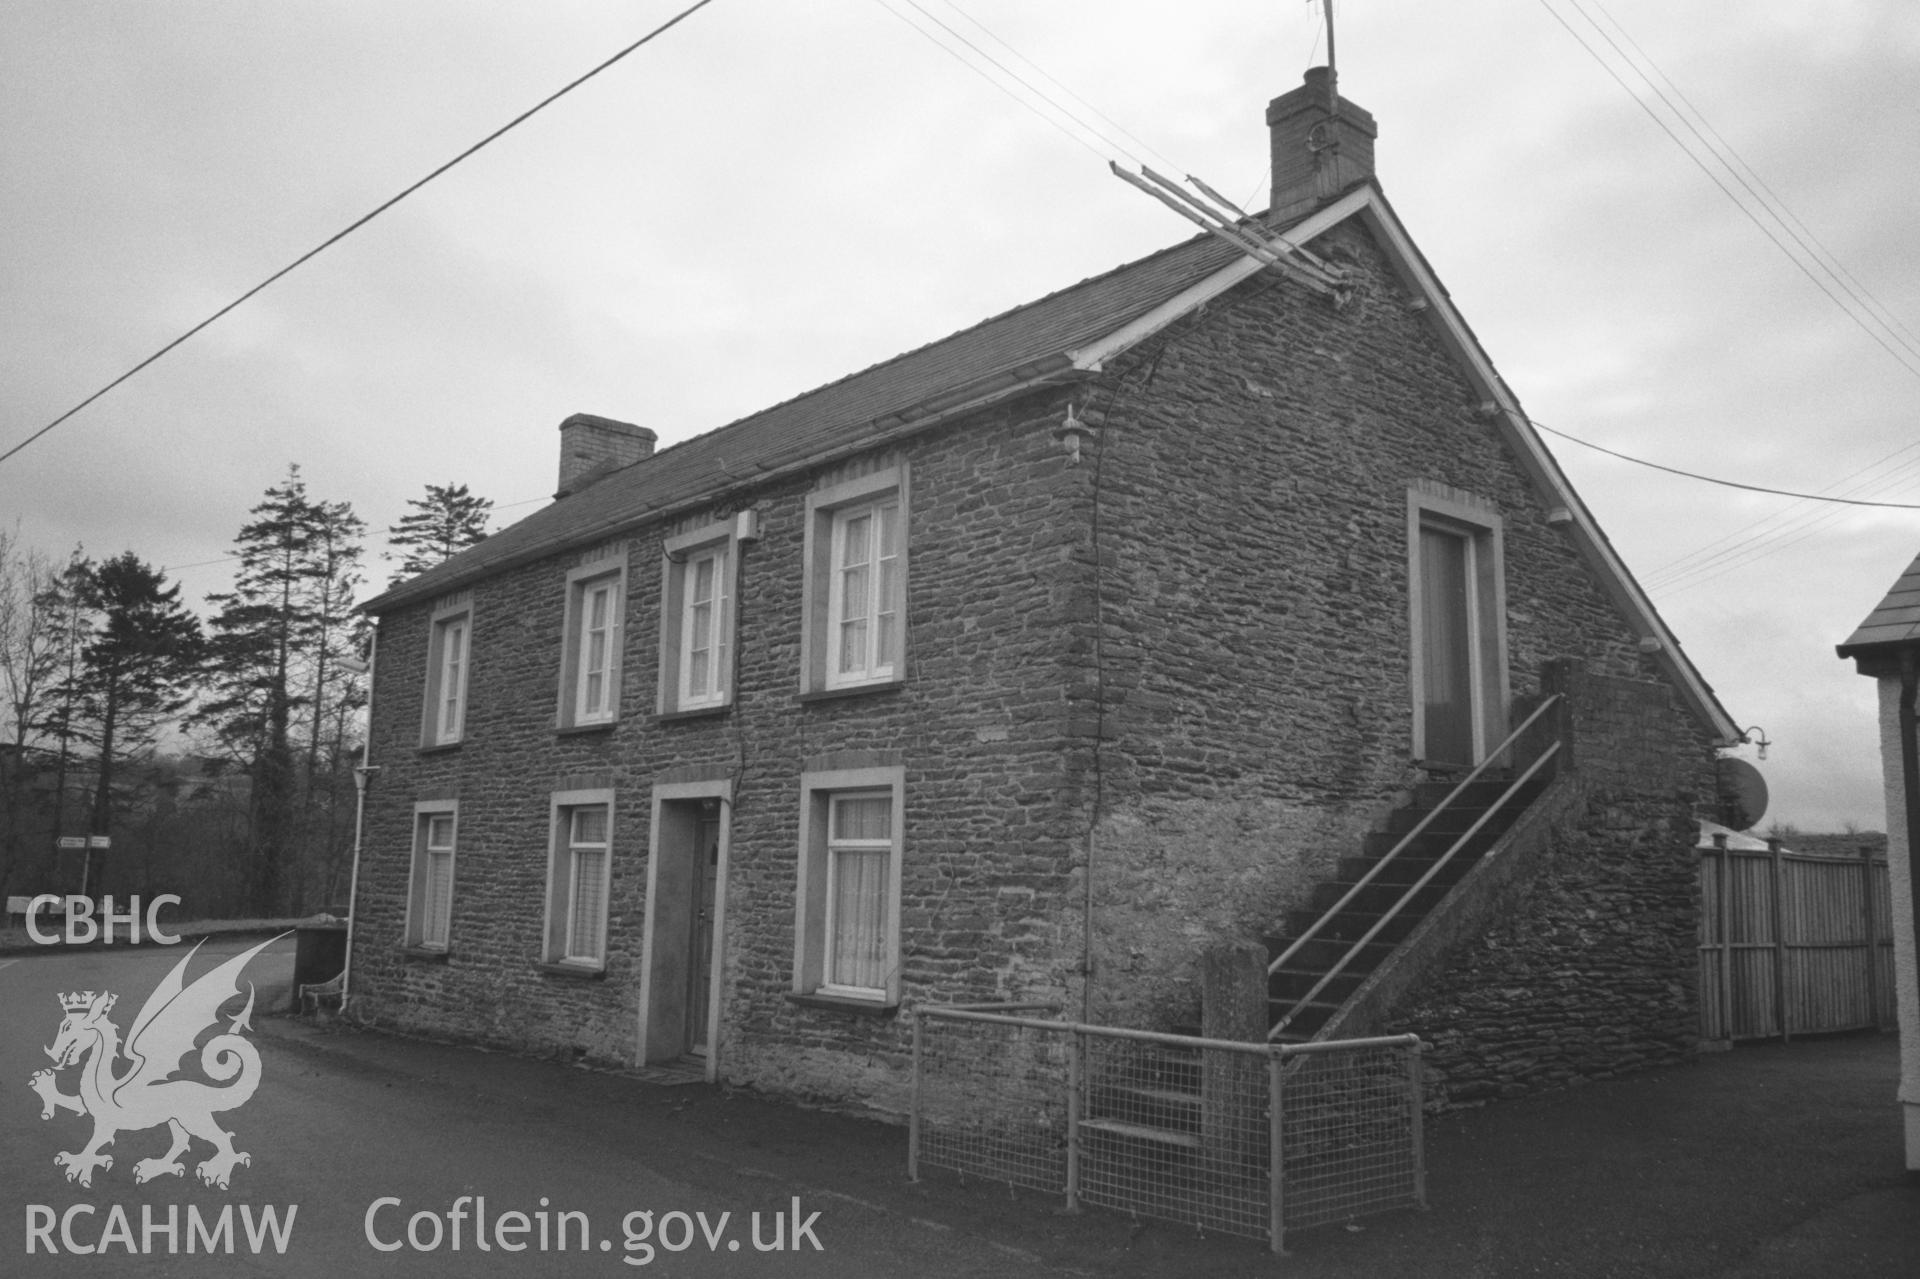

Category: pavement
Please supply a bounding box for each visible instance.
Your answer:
[255,1015,1919,1277]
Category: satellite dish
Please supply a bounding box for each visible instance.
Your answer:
[1714,758,1769,831]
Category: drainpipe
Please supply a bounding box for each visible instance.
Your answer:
[340,632,378,1016]
[1900,651,1920,1004]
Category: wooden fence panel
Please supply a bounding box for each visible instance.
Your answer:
[1697,844,1893,1042]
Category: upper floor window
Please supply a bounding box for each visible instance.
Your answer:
[801,467,908,694]
[421,599,472,747]
[558,555,626,730]
[659,520,748,717]
[829,500,901,686]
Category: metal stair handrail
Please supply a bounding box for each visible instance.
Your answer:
[1266,694,1565,1040]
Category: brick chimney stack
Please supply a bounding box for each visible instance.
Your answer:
[555,413,656,499]
[1266,66,1377,222]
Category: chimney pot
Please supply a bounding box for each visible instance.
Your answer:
[1267,66,1377,220]
[555,413,655,499]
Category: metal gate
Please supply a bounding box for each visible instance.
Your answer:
[908,1005,1425,1254]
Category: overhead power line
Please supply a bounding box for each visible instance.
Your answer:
[1537,0,1920,384]
[0,0,720,469]
[871,0,1123,164]
[1531,419,1920,509]
[1641,439,1920,594]
[929,0,1184,174]
[1581,0,1920,359]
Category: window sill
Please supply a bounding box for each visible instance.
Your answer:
[797,678,906,705]
[401,946,451,964]
[535,960,607,980]
[656,702,732,725]
[555,720,617,738]
[417,740,463,756]
[785,991,899,1017]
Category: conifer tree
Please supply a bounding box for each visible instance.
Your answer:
[41,553,203,892]
[386,482,492,581]
[197,465,365,913]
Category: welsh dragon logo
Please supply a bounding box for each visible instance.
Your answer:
[28,935,283,1190]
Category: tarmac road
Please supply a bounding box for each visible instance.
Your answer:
[0,939,1049,1277]
[4,939,1916,1276]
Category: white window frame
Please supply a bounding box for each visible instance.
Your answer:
[793,766,904,1004]
[544,789,615,970]
[405,801,458,951]
[1407,485,1509,765]
[421,602,472,747]
[558,558,626,729]
[658,524,743,715]
[800,467,908,694]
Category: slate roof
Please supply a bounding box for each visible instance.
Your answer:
[363,220,1252,614]
[1836,550,1920,656]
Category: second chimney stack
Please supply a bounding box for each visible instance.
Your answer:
[555,413,655,499]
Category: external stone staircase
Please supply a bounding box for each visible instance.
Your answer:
[1075,767,1557,1152]
[1264,773,1548,1043]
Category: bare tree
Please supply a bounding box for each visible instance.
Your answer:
[0,528,71,893]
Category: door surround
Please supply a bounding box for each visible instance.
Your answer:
[637,778,732,1079]
[1407,482,1509,766]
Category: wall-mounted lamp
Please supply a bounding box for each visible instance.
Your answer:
[1545,505,1573,527]
[1636,636,1664,654]
[1739,725,1772,761]
[1054,405,1094,465]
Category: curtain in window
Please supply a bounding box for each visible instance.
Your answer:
[686,551,725,699]
[567,806,610,961]
[569,848,607,960]
[830,850,887,989]
[424,850,453,947]
[875,503,899,669]
[837,512,872,675]
[828,794,891,990]
[580,583,614,717]
[439,619,466,738]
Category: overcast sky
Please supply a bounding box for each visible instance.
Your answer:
[4,1,1917,833]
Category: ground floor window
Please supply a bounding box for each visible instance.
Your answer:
[794,766,903,1004]
[546,790,614,968]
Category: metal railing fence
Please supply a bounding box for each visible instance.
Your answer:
[909,1006,1424,1254]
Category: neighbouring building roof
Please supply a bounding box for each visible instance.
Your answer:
[1695,820,1770,851]
[1836,550,1920,658]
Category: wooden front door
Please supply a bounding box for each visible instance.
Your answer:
[684,808,720,1056]
[1419,524,1479,766]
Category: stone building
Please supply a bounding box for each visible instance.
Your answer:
[344,70,1739,1114]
